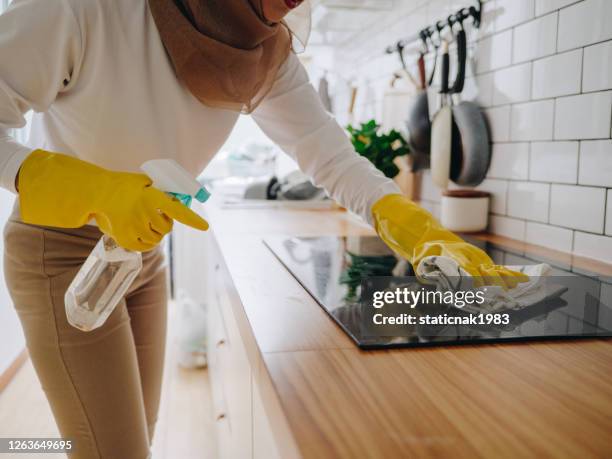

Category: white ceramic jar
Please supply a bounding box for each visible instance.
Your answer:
[440,190,490,232]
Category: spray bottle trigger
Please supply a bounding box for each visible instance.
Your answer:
[169,192,193,207]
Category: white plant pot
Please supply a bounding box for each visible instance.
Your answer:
[440,190,490,233]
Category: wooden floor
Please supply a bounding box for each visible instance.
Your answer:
[0,305,217,459]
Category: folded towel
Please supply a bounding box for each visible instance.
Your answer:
[416,256,560,313]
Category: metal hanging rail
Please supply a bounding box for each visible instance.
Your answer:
[384,1,482,55]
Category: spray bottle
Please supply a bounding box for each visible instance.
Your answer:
[64,159,210,332]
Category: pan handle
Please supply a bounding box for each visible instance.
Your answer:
[450,24,467,94]
[440,40,450,95]
[417,53,426,90]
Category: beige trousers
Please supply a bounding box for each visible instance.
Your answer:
[3,203,168,459]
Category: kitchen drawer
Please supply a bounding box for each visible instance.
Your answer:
[206,234,285,458]
[207,298,229,428]
[215,404,233,459]
[214,281,253,458]
[253,377,282,459]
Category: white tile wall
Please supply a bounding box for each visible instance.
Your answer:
[463,73,494,107]
[549,184,606,232]
[573,231,612,263]
[578,140,612,186]
[582,41,612,92]
[484,106,511,142]
[557,0,612,51]
[525,221,574,251]
[330,0,612,263]
[507,181,550,222]
[476,178,508,214]
[495,0,535,31]
[607,190,612,236]
[488,143,529,179]
[536,0,580,16]
[489,215,527,240]
[510,100,554,141]
[477,29,513,73]
[530,141,579,183]
[493,63,532,105]
[554,92,612,140]
[532,50,582,99]
[512,13,557,63]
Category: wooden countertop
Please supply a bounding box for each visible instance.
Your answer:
[201,202,612,458]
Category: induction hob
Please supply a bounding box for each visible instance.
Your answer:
[264,235,612,349]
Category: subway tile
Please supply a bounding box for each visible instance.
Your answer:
[462,73,495,107]
[507,181,550,222]
[477,30,513,73]
[492,63,532,105]
[558,0,612,51]
[478,0,498,38]
[484,106,511,142]
[474,72,495,108]
[488,143,529,179]
[573,232,612,264]
[554,92,612,140]
[525,221,574,252]
[513,13,557,64]
[495,0,535,31]
[578,140,612,187]
[536,0,581,16]
[476,178,509,214]
[510,100,554,141]
[583,41,612,92]
[532,50,582,99]
[426,0,453,24]
[606,190,612,236]
[530,141,579,183]
[489,215,526,240]
[550,184,606,232]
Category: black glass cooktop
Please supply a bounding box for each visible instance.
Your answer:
[264,236,612,349]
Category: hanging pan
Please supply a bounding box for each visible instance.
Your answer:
[404,28,440,171]
[449,18,491,187]
[430,39,452,189]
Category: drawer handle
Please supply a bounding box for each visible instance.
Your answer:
[215,264,220,271]
[216,339,225,347]
[216,413,226,421]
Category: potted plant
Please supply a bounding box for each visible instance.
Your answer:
[346,119,410,179]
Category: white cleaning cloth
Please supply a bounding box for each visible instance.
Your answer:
[416,256,558,313]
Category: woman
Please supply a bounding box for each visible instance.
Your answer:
[0,0,525,457]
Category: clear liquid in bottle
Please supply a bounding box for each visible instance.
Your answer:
[65,235,142,331]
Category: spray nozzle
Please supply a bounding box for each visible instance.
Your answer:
[140,159,210,207]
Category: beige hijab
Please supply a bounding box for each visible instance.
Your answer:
[147,0,302,113]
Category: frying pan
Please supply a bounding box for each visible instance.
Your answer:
[449,22,491,187]
[405,30,438,171]
[430,40,452,189]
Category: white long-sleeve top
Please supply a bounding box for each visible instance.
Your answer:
[0,0,400,223]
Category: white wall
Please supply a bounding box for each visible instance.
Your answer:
[328,0,612,263]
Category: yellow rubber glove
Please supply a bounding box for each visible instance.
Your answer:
[18,150,209,251]
[372,194,529,289]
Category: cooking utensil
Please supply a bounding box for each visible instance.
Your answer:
[449,21,491,187]
[405,34,433,168]
[430,40,452,189]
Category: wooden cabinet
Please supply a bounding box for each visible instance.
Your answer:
[206,234,291,459]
